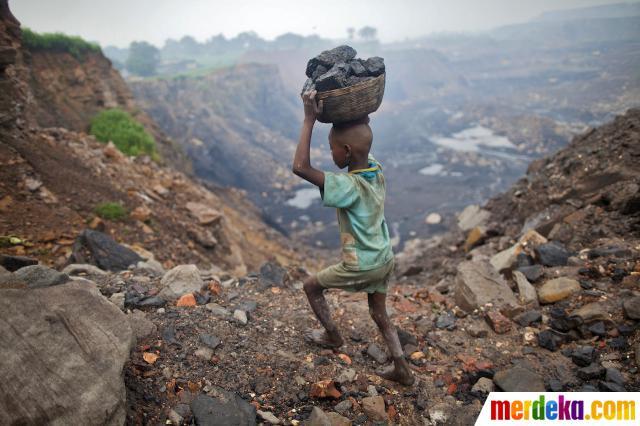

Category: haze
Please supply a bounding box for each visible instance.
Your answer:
[12,0,636,47]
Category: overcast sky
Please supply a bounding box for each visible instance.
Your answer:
[11,0,635,47]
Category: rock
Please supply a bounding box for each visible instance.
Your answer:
[176,293,197,307]
[195,346,214,360]
[309,380,341,399]
[308,407,332,426]
[425,212,442,225]
[258,261,288,289]
[336,368,356,383]
[257,410,281,424]
[622,297,640,319]
[588,245,633,259]
[366,343,388,364]
[187,227,218,248]
[185,202,222,225]
[467,323,489,338]
[234,309,248,325]
[159,265,204,300]
[577,363,605,380]
[109,292,125,310]
[135,295,166,308]
[513,271,539,307]
[570,302,608,323]
[457,205,491,231]
[588,321,606,336]
[199,333,221,349]
[0,254,37,272]
[537,277,581,303]
[494,366,545,391]
[397,328,418,347]
[362,396,387,421]
[471,377,496,393]
[517,265,545,282]
[167,409,183,425]
[0,281,133,425]
[363,56,385,76]
[534,242,571,266]
[135,259,165,276]
[13,264,69,288]
[454,260,520,316]
[306,45,358,77]
[464,226,487,252]
[190,393,256,426]
[237,299,258,313]
[435,311,456,330]
[205,303,231,318]
[599,381,626,392]
[571,346,595,367]
[315,64,349,91]
[605,368,626,385]
[130,205,151,222]
[485,310,512,334]
[538,329,566,351]
[68,229,143,272]
[514,310,542,327]
[334,400,353,415]
[490,230,548,272]
[128,309,157,340]
[62,263,107,276]
[326,412,352,426]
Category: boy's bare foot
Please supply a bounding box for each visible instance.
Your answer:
[376,364,415,386]
[304,328,344,349]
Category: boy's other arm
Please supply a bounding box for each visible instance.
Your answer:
[292,90,324,189]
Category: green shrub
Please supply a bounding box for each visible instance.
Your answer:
[94,202,127,221]
[22,28,101,59]
[90,108,159,160]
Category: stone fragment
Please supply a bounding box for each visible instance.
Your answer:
[205,303,231,318]
[485,310,512,334]
[68,229,142,272]
[467,323,489,338]
[517,265,544,282]
[128,309,157,340]
[308,407,332,426]
[435,311,456,330]
[534,242,571,266]
[109,292,125,310]
[366,343,388,364]
[537,277,581,303]
[199,334,221,349]
[571,346,595,367]
[577,363,605,380]
[336,368,356,383]
[159,265,204,300]
[494,366,545,391]
[234,309,248,325]
[362,396,387,421]
[363,57,385,76]
[176,293,196,307]
[190,393,256,425]
[454,260,519,315]
[514,310,542,327]
[570,302,608,323]
[471,377,496,393]
[258,261,288,289]
[622,297,640,319]
[0,254,37,272]
[194,347,213,360]
[513,270,539,307]
[538,329,566,351]
[185,202,222,225]
[62,263,107,276]
[257,410,281,424]
[306,45,357,77]
[457,205,491,231]
[13,264,69,288]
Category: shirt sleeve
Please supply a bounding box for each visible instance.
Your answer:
[322,172,358,208]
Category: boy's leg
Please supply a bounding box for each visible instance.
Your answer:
[303,275,344,348]
[367,292,415,386]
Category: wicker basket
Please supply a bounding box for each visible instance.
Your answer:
[315,73,385,124]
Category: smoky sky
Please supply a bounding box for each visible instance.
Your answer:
[11,0,635,47]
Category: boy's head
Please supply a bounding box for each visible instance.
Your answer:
[328,116,372,169]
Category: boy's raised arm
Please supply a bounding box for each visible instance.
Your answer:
[292,90,325,189]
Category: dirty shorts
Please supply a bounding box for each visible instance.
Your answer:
[316,258,394,294]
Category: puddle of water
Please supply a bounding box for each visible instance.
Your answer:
[286,187,321,209]
[430,125,517,152]
[419,163,445,176]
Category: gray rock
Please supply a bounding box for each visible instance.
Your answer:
[454,260,519,316]
[334,399,353,415]
[308,407,332,426]
[435,311,456,330]
[257,410,281,424]
[13,264,69,288]
[467,323,489,338]
[577,363,605,380]
[136,295,166,308]
[159,264,204,300]
[68,229,142,272]
[349,59,367,76]
[514,310,542,327]
[534,242,571,266]
[62,263,107,276]
[605,368,625,385]
[167,409,183,425]
[314,63,349,91]
[0,281,133,425]
[362,395,387,421]
[205,303,231,318]
[109,292,125,310]
[237,299,257,313]
[190,393,256,426]
[258,261,288,289]
[517,265,544,282]
[570,302,608,323]
[233,309,248,325]
[305,45,357,77]
[195,347,213,360]
[494,366,545,391]
[199,333,221,349]
[135,259,165,276]
[571,346,595,367]
[622,297,640,319]
[128,309,157,340]
[366,343,388,364]
[471,377,496,393]
[538,329,566,351]
[513,270,539,307]
[0,254,37,272]
[363,56,385,76]
[457,205,491,231]
[336,368,356,383]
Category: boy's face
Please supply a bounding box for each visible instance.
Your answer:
[328,131,349,169]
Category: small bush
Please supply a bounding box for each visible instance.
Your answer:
[22,28,101,59]
[94,202,127,221]
[90,108,159,160]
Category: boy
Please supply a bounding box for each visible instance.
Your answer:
[291,90,414,386]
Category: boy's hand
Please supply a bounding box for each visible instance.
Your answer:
[302,90,324,123]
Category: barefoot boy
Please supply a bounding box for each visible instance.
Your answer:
[291,90,414,386]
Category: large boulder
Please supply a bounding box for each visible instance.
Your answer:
[68,229,143,272]
[0,281,133,425]
[159,264,204,300]
[455,260,520,316]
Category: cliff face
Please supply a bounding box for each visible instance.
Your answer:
[23,44,192,172]
[0,2,314,274]
[130,64,301,193]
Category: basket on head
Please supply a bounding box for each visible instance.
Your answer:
[315,73,385,124]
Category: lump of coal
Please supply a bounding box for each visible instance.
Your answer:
[305,45,357,78]
[364,57,385,76]
[302,45,385,94]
